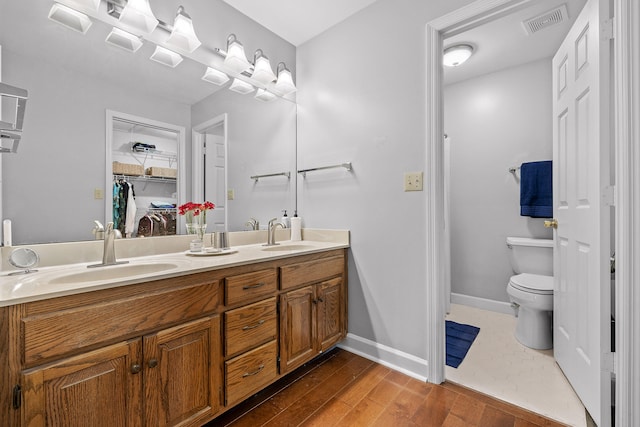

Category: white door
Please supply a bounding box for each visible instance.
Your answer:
[204,127,227,232]
[552,0,612,425]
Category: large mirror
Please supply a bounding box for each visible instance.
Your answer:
[0,0,297,245]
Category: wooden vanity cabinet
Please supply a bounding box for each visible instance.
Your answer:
[279,255,346,374]
[1,248,348,427]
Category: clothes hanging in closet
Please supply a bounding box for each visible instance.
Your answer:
[113,179,136,236]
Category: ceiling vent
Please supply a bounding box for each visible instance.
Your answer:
[522,4,568,35]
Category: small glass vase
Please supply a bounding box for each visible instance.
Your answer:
[185,212,207,247]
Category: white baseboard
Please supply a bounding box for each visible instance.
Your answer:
[337,333,429,382]
[450,293,514,316]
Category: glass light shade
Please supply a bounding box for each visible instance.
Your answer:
[65,0,100,11]
[48,3,93,34]
[255,88,276,102]
[119,0,158,35]
[224,36,251,74]
[229,78,255,95]
[105,27,143,52]
[251,54,276,85]
[150,46,183,68]
[443,44,473,67]
[165,7,201,53]
[202,67,229,86]
[274,65,296,96]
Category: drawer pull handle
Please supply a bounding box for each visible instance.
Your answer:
[242,364,265,378]
[131,364,142,374]
[242,319,266,331]
[148,358,159,368]
[243,282,266,290]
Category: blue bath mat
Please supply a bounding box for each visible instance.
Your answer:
[446,320,480,368]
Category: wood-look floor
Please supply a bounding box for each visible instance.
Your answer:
[206,348,569,427]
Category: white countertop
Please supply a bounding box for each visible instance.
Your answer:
[0,229,349,307]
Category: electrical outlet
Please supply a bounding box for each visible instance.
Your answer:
[227,189,235,200]
[94,188,104,200]
[404,172,424,191]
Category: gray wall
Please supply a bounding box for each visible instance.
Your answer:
[444,58,554,303]
[296,0,474,366]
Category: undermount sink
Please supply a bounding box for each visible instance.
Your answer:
[261,244,313,252]
[48,262,179,285]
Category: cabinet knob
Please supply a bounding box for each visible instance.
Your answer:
[148,358,158,368]
[130,364,142,374]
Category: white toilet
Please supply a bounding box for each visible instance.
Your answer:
[506,237,554,350]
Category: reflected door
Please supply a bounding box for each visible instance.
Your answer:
[204,123,227,232]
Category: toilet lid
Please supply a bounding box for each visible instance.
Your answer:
[510,273,554,294]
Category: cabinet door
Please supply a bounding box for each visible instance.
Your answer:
[22,340,142,427]
[144,316,221,427]
[279,286,316,374]
[316,278,345,352]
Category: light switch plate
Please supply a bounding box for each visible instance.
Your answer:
[227,189,235,200]
[94,188,104,199]
[404,172,424,191]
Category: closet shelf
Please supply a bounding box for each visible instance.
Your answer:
[113,173,176,184]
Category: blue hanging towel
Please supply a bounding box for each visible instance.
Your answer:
[520,160,552,218]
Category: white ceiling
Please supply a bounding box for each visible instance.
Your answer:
[222,0,380,46]
[221,0,587,84]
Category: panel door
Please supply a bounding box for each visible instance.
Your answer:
[144,316,221,427]
[279,286,316,374]
[204,130,226,232]
[552,0,612,424]
[316,278,345,352]
[21,340,142,427]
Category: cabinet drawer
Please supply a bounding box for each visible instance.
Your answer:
[22,281,220,366]
[224,297,277,357]
[280,256,344,290]
[225,340,277,406]
[225,269,277,306]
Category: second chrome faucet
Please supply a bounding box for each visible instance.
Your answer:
[264,218,285,246]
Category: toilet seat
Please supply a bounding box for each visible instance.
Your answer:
[509,273,553,295]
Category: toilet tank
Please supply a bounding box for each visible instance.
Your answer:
[506,237,553,276]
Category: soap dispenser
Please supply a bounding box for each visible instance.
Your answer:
[281,210,290,228]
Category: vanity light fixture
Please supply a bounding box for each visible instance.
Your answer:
[228,78,255,95]
[274,62,297,96]
[251,50,276,85]
[105,27,143,52]
[443,44,474,67]
[202,67,230,85]
[223,34,252,74]
[165,6,201,53]
[48,3,93,34]
[254,88,277,102]
[65,0,101,11]
[150,46,183,68]
[118,0,158,35]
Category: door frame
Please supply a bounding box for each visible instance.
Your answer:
[192,114,228,228]
[425,0,640,423]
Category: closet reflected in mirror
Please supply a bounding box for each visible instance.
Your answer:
[106,111,186,239]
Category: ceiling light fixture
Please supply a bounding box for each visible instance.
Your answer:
[48,3,93,34]
[229,78,255,95]
[274,62,297,96]
[165,6,201,53]
[202,67,230,86]
[118,0,158,35]
[105,27,143,52]
[251,50,276,85]
[443,44,474,67]
[150,46,183,68]
[223,34,251,74]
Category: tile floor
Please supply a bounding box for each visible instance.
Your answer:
[445,303,586,427]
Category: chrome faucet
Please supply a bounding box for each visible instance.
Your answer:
[88,222,128,268]
[264,217,285,246]
[245,217,260,231]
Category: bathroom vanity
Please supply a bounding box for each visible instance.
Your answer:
[0,234,348,426]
